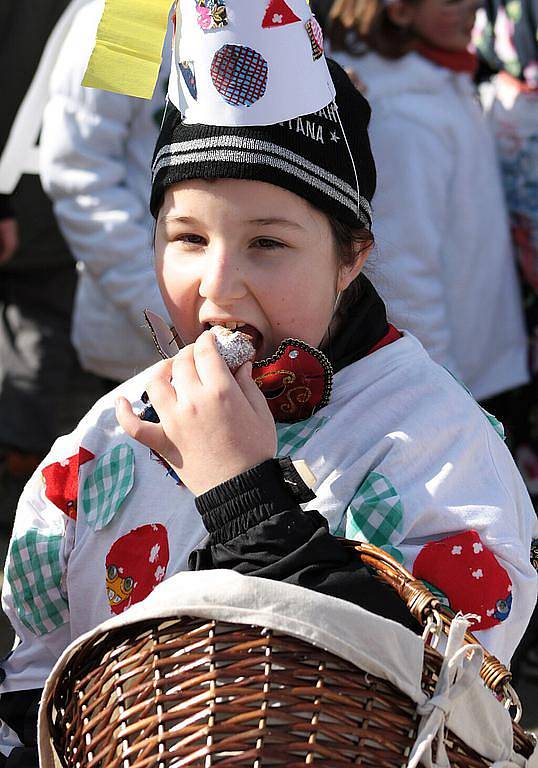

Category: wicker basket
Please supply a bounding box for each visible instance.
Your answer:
[44,544,536,768]
[47,616,534,768]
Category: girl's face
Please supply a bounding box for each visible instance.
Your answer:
[392,0,480,51]
[155,179,366,360]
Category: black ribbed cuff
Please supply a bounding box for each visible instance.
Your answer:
[195,458,315,545]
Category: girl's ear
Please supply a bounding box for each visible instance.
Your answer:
[386,0,417,28]
[336,243,372,291]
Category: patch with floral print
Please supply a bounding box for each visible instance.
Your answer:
[82,444,135,531]
[105,524,169,615]
[196,0,227,30]
[413,530,512,630]
[41,447,95,520]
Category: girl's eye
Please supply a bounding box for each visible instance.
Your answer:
[176,233,206,245]
[252,238,285,250]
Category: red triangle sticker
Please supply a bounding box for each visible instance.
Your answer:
[262,0,301,28]
[42,446,95,520]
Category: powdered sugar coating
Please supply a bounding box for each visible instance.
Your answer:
[209,326,256,373]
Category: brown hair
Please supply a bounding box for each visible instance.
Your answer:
[328,0,421,59]
[327,215,374,305]
[329,215,374,268]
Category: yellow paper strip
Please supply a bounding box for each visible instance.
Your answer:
[83,0,172,99]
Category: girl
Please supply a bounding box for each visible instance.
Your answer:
[328,0,529,404]
[0,47,536,768]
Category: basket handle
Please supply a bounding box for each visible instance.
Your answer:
[341,539,513,698]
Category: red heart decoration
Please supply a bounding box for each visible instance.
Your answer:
[253,339,333,423]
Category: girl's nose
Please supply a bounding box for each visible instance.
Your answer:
[199,248,247,304]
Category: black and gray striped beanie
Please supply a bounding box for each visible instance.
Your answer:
[150,59,376,229]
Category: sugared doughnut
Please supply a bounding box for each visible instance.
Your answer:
[209,326,256,373]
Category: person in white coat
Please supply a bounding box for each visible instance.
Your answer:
[40,0,169,384]
[328,0,529,404]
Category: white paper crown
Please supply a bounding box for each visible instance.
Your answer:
[168,0,336,126]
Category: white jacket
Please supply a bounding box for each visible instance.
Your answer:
[40,0,169,382]
[334,51,529,401]
[1,333,536,722]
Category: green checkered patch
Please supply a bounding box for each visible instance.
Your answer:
[345,471,403,547]
[7,529,68,635]
[479,407,505,441]
[276,415,328,457]
[82,443,135,531]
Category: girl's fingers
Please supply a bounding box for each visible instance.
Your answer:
[193,331,233,388]
[115,396,166,453]
[171,343,201,398]
[235,362,269,415]
[146,358,177,412]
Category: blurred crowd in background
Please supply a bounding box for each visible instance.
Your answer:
[0,0,536,690]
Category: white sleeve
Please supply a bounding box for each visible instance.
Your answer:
[367,111,459,374]
[39,1,166,337]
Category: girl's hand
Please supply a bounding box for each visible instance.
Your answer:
[116,331,277,496]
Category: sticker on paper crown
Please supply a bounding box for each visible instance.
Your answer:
[211,45,268,107]
[169,0,335,126]
[179,61,197,100]
[196,0,228,30]
[262,0,301,28]
[305,17,323,60]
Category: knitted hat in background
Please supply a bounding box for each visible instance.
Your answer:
[151,58,376,228]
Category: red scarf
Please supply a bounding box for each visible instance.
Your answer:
[416,42,478,75]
